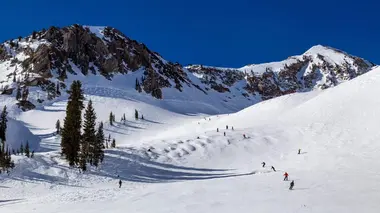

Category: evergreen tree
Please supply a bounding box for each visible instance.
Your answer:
[18,36,22,41]
[123,113,126,122]
[61,81,84,166]
[109,112,113,126]
[13,72,16,82]
[16,86,21,100]
[135,78,142,92]
[20,143,24,155]
[111,138,116,148]
[79,152,87,171]
[55,119,61,135]
[94,122,105,166]
[0,106,8,153]
[82,100,97,167]
[135,109,138,120]
[56,83,61,95]
[25,141,30,158]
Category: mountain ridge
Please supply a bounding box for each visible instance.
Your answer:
[0,24,375,111]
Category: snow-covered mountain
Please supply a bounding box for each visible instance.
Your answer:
[0,24,375,112]
[2,24,380,213]
[187,45,374,100]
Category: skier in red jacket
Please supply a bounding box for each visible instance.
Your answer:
[283,172,289,181]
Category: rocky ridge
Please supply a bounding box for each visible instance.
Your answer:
[0,25,375,110]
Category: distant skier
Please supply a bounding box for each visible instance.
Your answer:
[243,134,246,139]
[226,125,228,130]
[224,132,226,136]
[283,172,289,181]
[289,180,294,190]
[232,126,234,130]
[271,166,276,172]
[217,128,219,132]
[119,179,122,188]
[298,149,301,155]
[262,162,266,168]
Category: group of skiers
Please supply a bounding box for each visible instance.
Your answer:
[262,149,301,190]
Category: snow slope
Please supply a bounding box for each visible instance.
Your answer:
[1,64,380,213]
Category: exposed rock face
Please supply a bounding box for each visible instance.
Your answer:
[1,24,199,101]
[0,24,375,108]
[187,45,375,100]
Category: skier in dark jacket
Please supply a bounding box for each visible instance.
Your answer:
[262,162,266,167]
[298,149,301,155]
[224,132,226,136]
[226,125,228,130]
[271,166,276,172]
[289,180,294,190]
[119,179,122,188]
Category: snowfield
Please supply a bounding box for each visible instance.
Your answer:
[1,66,380,212]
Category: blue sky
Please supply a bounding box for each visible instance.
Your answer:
[1,0,379,67]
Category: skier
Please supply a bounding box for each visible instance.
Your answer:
[243,134,246,139]
[271,166,276,172]
[262,162,266,168]
[224,132,226,136]
[283,172,289,181]
[232,126,234,130]
[119,179,122,188]
[289,180,294,190]
[226,125,228,130]
[298,149,301,155]
[217,128,219,132]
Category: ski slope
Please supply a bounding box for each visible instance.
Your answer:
[1,66,380,213]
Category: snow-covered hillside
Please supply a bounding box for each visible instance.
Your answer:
[1,57,380,213]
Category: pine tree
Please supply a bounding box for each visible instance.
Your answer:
[79,152,87,171]
[20,143,24,155]
[0,106,8,153]
[61,81,84,166]
[55,119,61,135]
[25,141,30,158]
[56,83,60,95]
[135,109,138,120]
[13,72,16,82]
[109,112,113,126]
[16,86,21,100]
[94,122,105,166]
[135,78,142,92]
[82,100,97,167]
[111,138,116,148]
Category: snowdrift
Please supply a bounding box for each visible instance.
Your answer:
[6,117,40,151]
